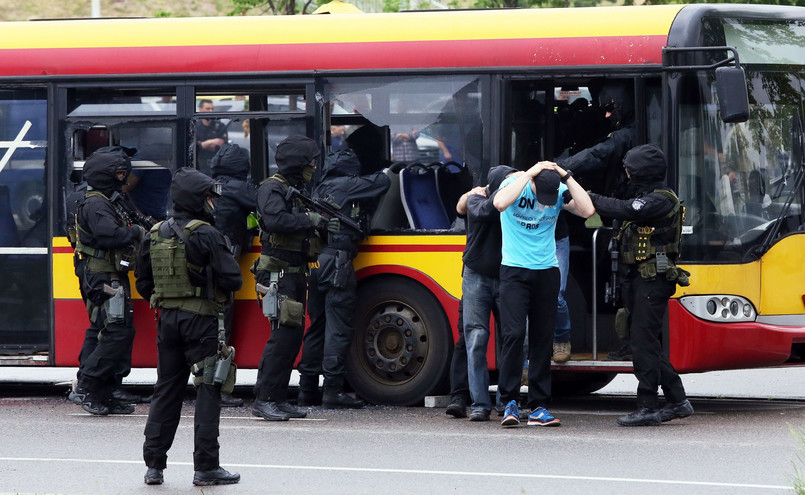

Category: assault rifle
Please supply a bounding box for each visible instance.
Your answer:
[604,222,620,306]
[108,191,156,230]
[285,186,363,237]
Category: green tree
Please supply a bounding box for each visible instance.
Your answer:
[229,0,323,15]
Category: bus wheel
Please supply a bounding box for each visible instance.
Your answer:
[346,277,451,406]
[551,371,616,396]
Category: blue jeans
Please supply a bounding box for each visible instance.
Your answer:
[554,236,571,343]
[462,266,500,413]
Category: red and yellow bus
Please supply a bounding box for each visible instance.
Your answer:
[1,3,804,405]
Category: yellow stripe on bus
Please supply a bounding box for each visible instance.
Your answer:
[0,6,683,50]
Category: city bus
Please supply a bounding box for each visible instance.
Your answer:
[1,3,804,405]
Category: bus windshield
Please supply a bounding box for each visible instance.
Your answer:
[678,70,805,263]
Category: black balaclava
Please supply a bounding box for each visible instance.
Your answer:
[598,82,635,130]
[170,167,221,223]
[623,144,667,197]
[276,135,319,187]
[211,143,250,181]
[487,165,518,193]
[83,146,132,196]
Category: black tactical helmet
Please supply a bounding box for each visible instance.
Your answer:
[211,143,250,180]
[276,135,319,180]
[171,167,222,221]
[83,146,132,194]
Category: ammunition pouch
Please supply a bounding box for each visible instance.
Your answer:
[192,356,218,387]
[637,261,658,279]
[267,232,322,261]
[191,350,237,394]
[278,297,305,328]
[615,307,631,340]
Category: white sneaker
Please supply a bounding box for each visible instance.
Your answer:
[552,342,571,363]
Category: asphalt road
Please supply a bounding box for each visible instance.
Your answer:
[1,380,804,495]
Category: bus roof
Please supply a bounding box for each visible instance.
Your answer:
[0,5,686,77]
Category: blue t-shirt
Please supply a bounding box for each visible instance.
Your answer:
[498,175,567,270]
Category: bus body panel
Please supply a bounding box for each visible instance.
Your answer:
[0,7,684,77]
[761,234,805,316]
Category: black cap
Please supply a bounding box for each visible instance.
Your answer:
[534,170,560,206]
[487,165,518,193]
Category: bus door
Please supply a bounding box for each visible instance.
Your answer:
[0,89,49,360]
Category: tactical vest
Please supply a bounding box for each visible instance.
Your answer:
[618,189,685,266]
[75,190,133,273]
[149,219,227,316]
[258,174,321,260]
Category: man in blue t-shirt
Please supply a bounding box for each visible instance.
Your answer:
[493,161,594,427]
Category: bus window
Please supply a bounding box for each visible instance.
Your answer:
[677,71,805,263]
[0,89,48,354]
[193,92,308,178]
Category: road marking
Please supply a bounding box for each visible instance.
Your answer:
[65,413,326,421]
[0,457,789,490]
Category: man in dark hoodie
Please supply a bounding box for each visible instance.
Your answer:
[136,167,242,486]
[72,146,143,416]
[210,143,257,408]
[296,146,391,409]
[252,134,334,421]
[449,165,516,422]
[587,144,693,427]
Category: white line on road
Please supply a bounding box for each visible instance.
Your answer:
[0,457,789,490]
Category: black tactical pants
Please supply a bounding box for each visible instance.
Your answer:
[143,309,221,472]
[622,271,687,408]
[497,265,560,410]
[79,274,135,400]
[298,251,357,392]
[254,270,307,402]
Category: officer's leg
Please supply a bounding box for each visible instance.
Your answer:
[321,284,357,391]
[298,264,326,393]
[143,310,190,470]
[628,276,668,409]
[254,272,306,402]
[182,313,221,472]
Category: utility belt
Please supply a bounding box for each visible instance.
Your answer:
[633,254,690,286]
[77,244,134,273]
[252,254,305,328]
[156,297,223,317]
[262,231,321,262]
[190,314,237,394]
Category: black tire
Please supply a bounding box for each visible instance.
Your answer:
[551,371,617,396]
[346,277,451,406]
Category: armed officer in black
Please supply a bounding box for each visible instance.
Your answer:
[588,144,694,427]
[74,146,143,415]
[136,167,242,486]
[296,147,391,409]
[252,134,333,421]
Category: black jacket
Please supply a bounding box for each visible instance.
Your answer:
[462,191,502,278]
[256,177,317,266]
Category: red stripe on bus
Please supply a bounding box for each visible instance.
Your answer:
[53,246,73,254]
[0,36,667,76]
[360,244,465,253]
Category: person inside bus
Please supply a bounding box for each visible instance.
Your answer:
[557,81,636,361]
[210,143,258,408]
[71,146,144,416]
[136,167,242,486]
[252,134,327,421]
[196,99,228,176]
[446,165,516,422]
[493,161,594,427]
[587,144,694,426]
[296,140,391,409]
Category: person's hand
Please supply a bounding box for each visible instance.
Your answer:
[527,161,554,177]
[308,212,326,229]
[326,218,340,234]
[130,225,146,242]
[470,186,487,197]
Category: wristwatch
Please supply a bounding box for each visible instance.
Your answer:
[560,170,574,183]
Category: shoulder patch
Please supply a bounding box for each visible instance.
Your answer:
[631,199,646,211]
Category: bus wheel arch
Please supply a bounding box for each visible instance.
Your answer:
[346,275,452,406]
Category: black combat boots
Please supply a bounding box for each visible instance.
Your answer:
[322,389,365,409]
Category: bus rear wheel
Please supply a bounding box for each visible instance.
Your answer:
[346,278,451,406]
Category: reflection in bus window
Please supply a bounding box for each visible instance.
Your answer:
[678,71,805,263]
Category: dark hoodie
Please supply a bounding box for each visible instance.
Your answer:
[211,144,257,256]
[83,146,132,196]
[462,165,515,278]
[275,135,320,187]
[136,167,242,301]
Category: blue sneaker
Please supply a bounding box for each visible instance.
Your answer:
[527,407,561,426]
[500,400,520,427]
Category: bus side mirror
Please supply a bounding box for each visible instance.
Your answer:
[716,66,750,124]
